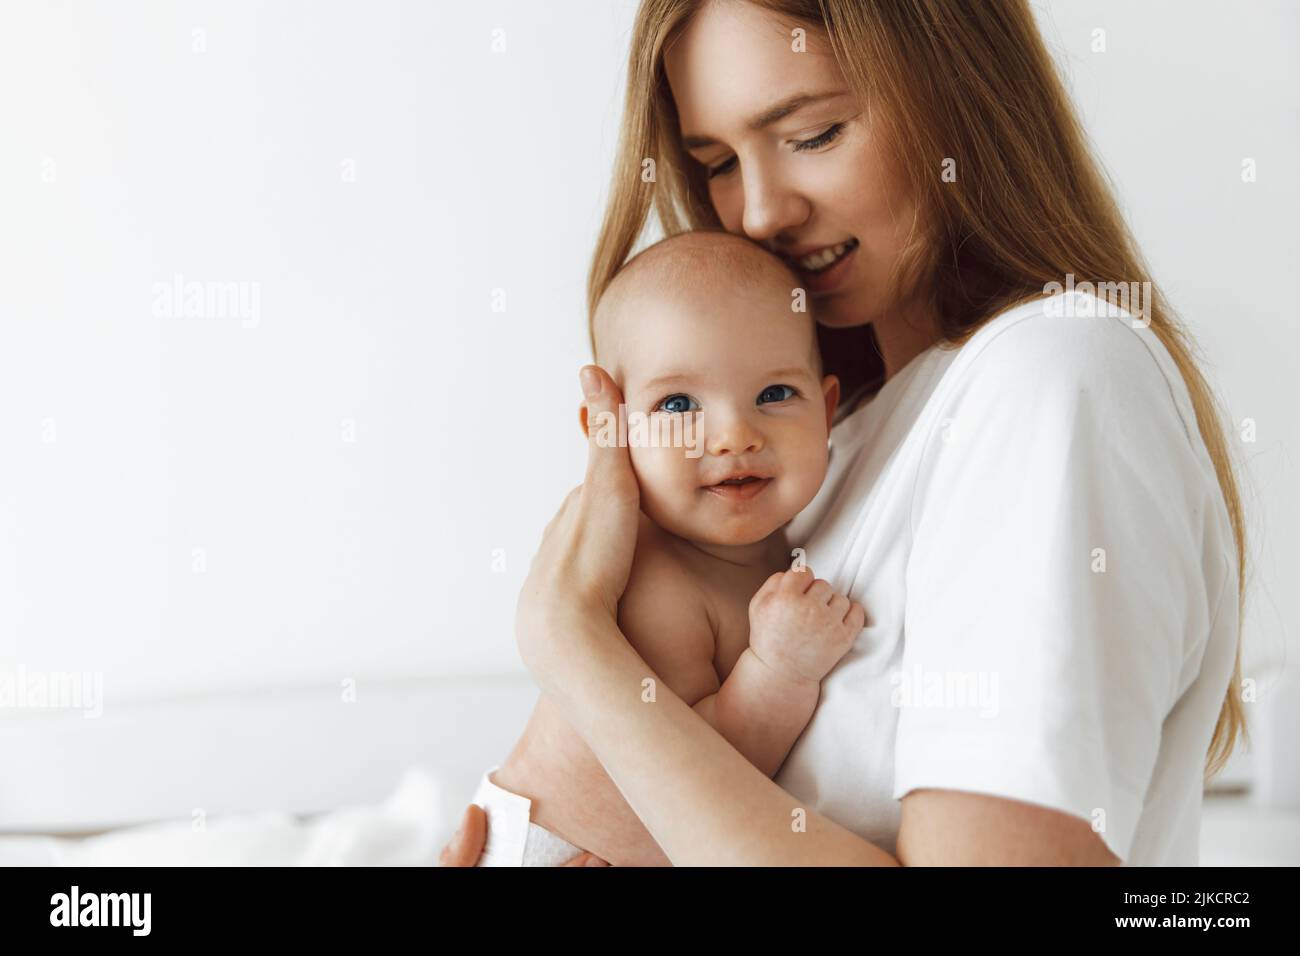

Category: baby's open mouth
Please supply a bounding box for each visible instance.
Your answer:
[703,475,773,501]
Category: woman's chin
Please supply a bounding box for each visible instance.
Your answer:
[812,295,874,329]
[811,276,897,330]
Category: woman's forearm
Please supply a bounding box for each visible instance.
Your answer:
[538,607,900,866]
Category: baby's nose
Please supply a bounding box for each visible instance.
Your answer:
[704,413,764,456]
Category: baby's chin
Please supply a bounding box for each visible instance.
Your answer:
[690,525,780,548]
[654,509,787,549]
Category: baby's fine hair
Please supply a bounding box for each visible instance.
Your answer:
[591,229,820,373]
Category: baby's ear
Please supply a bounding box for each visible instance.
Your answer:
[822,374,841,430]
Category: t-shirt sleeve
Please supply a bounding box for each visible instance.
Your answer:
[892,313,1220,863]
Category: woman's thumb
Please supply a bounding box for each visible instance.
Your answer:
[579,364,635,494]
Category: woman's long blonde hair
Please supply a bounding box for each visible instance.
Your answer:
[588,0,1247,777]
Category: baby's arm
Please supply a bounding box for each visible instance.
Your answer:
[687,568,864,776]
[619,556,862,779]
[691,646,823,778]
[725,568,866,774]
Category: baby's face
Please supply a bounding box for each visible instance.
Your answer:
[602,280,839,548]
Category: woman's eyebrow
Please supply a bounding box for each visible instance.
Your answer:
[681,89,848,150]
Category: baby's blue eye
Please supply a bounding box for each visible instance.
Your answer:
[657,394,700,414]
[757,384,796,404]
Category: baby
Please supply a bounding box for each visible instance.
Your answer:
[472,230,865,866]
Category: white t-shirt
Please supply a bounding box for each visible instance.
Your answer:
[774,290,1238,865]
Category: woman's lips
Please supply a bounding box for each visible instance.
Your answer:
[703,477,773,502]
[792,238,859,295]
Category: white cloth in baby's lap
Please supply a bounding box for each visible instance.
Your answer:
[470,765,584,867]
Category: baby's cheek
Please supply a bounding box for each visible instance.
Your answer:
[630,443,689,483]
[629,445,696,514]
[784,440,830,511]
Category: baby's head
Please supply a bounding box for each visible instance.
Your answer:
[590,231,839,548]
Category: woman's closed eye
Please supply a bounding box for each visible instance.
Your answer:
[791,121,845,154]
[705,122,847,179]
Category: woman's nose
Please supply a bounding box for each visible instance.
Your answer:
[739,162,808,243]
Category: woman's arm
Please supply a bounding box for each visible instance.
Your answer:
[511,366,1117,867]
[899,791,1119,866]
[535,601,1117,866]
[516,366,892,866]
[534,603,897,866]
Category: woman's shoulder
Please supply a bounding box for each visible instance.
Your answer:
[960,290,1166,378]
[936,290,1199,446]
[906,290,1233,563]
[907,289,1236,577]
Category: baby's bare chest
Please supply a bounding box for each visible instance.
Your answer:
[700,573,767,681]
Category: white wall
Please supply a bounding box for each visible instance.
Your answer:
[1,0,1296,828]
[0,0,632,701]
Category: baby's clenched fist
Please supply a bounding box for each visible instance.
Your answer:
[746,566,866,686]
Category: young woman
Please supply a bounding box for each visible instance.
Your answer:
[442,0,1246,866]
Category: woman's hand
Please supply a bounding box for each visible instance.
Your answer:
[514,365,640,689]
[437,804,610,867]
[436,366,633,870]
[438,804,487,866]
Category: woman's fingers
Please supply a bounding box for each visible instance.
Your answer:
[579,365,639,505]
[513,366,644,691]
[435,803,610,867]
[438,803,487,867]
[555,364,639,614]
[561,851,611,867]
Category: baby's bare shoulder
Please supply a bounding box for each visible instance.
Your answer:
[621,514,704,616]
[616,514,720,700]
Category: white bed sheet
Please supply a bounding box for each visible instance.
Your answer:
[0,766,445,866]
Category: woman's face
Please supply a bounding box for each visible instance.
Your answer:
[664,0,917,329]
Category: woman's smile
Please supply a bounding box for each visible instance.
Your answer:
[783,236,860,295]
